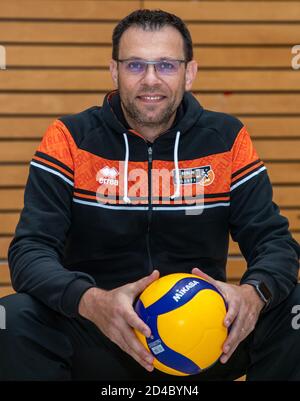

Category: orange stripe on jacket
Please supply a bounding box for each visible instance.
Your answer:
[36,119,77,172]
[231,160,264,185]
[231,126,260,176]
[32,155,74,180]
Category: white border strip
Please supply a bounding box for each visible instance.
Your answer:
[31,161,74,187]
[153,202,230,211]
[73,198,230,211]
[230,166,266,192]
[73,198,148,210]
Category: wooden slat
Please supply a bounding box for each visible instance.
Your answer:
[4,46,295,68]
[1,163,299,186]
[1,22,299,45]
[0,165,30,186]
[0,70,111,91]
[1,116,300,139]
[254,140,300,160]
[3,94,300,115]
[198,94,300,115]
[0,141,37,162]
[2,1,300,22]
[0,237,12,259]
[145,1,300,21]
[2,70,300,91]
[0,286,15,298]
[195,71,300,92]
[1,139,300,163]
[0,94,102,115]
[0,1,140,20]
[189,24,300,45]
[0,190,24,210]
[5,45,112,68]
[267,163,300,184]
[0,117,54,138]
[0,214,20,234]
[273,187,300,207]
[0,22,114,44]
[195,47,297,68]
[241,117,300,138]
[0,264,11,284]
[227,258,247,280]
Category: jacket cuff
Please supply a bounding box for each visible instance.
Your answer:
[61,279,97,318]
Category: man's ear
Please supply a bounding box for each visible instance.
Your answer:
[185,60,198,91]
[109,59,118,89]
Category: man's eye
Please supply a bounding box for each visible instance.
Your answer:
[128,62,144,70]
[159,62,175,70]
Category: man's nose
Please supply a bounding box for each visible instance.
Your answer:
[141,64,161,84]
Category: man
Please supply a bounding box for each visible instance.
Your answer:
[1,9,300,381]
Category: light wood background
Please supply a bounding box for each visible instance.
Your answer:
[0,0,300,297]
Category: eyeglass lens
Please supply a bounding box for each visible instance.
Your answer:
[123,60,182,75]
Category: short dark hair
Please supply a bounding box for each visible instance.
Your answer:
[112,9,193,62]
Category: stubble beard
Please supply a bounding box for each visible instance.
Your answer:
[118,82,185,128]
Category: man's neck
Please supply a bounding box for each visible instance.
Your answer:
[121,107,177,143]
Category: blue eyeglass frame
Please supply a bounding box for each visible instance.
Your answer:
[116,58,187,74]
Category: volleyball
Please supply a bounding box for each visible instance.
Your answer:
[134,272,227,376]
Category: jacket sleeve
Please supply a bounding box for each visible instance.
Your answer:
[8,120,97,318]
[229,126,300,312]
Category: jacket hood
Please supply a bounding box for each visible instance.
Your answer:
[100,90,204,139]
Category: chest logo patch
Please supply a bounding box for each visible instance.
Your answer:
[174,165,215,186]
[96,166,119,186]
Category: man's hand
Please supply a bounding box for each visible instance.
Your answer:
[78,270,160,372]
[191,267,265,364]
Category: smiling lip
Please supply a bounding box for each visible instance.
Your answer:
[137,95,166,103]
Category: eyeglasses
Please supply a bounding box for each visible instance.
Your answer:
[116,58,186,76]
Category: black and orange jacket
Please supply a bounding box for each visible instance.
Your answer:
[8,91,300,317]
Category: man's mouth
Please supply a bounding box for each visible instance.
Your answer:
[137,95,166,103]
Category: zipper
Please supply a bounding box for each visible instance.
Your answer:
[146,144,153,272]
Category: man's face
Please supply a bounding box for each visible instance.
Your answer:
[110,26,197,128]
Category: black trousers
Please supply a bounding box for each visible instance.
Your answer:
[1,285,300,381]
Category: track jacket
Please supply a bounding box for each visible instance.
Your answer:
[8,90,300,318]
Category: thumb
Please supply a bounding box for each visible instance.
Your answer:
[191,267,217,286]
[131,269,160,297]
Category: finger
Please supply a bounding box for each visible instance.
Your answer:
[220,342,240,364]
[122,323,154,364]
[124,308,152,338]
[220,322,249,364]
[118,327,154,372]
[224,298,240,328]
[131,269,160,297]
[191,267,217,286]
[222,314,246,361]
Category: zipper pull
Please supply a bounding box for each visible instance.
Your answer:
[148,146,153,163]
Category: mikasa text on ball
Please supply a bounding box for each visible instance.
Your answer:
[134,273,227,376]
